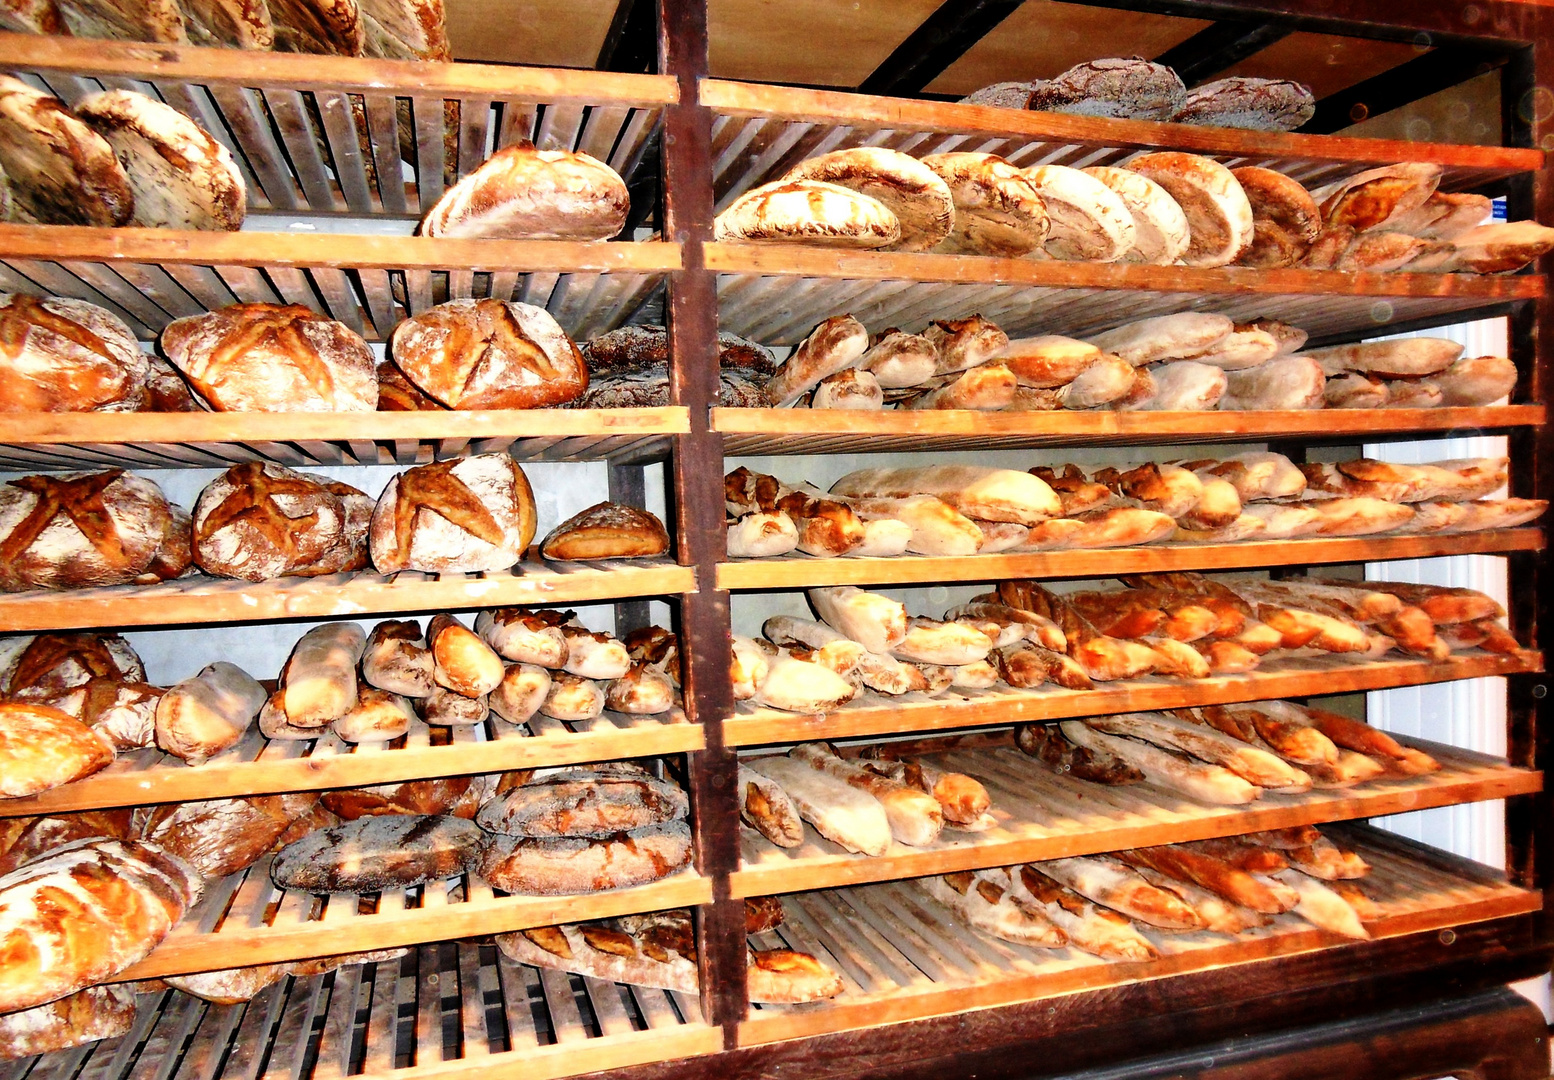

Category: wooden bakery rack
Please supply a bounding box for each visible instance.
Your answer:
[0,0,1552,1078]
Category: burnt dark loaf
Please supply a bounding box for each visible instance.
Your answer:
[270,813,485,893]
[478,819,693,895]
[576,325,776,407]
[476,771,690,837]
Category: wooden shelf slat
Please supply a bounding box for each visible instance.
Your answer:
[717,528,1544,590]
[723,651,1544,746]
[731,737,1540,897]
[0,558,696,632]
[116,869,710,981]
[0,712,704,817]
[738,826,1539,1047]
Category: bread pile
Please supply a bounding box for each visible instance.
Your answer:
[1021,697,1439,805]
[0,81,243,229]
[963,57,1314,132]
[733,575,1523,714]
[499,897,845,1004]
[918,825,1378,965]
[576,325,777,408]
[749,312,1523,414]
[726,455,1543,559]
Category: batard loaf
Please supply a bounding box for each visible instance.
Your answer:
[1434,220,1554,273]
[360,620,435,697]
[923,316,1009,376]
[811,368,884,410]
[541,502,669,560]
[538,674,603,721]
[428,614,504,697]
[0,984,136,1061]
[715,179,898,248]
[1173,77,1314,132]
[476,772,688,838]
[154,661,266,764]
[369,454,536,573]
[858,329,938,388]
[806,586,908,654]
[1318,163,1441,232]
[390,299,587,410]
[765,315,870,405]
[489,663,551,723]
[1085,313,1233,367]
[0,293,150,413]
[272,814,483,892]
[1026,57,1185,120]
[0,703,115,798]
[782,147,954,252]
[0,77,133,227]
[751,652,856,713]
[559,624,630,679]
[422,142,627,240]
[280,622,365,727]
[193,463,370,581]
[478,819,692,894]
[1218,356,1326,411]
[744,755,891,856]
[144,791,318,880]
[475,608,568,667]
[333,686,414,743]
[830,465,1060,524]
[922,153,1050,257]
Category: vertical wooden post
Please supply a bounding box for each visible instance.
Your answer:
[658,0,747,1043]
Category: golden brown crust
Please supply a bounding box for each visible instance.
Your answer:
[540,501,670,561]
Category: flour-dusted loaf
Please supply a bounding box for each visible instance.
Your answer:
[193,463,370,581]
[1,633,157,751]
[162,964,290,1006]
[1231,166,1322,268]
[428,614,504,697]
[420,684,490,725]
[922,153,1049,258]
[1086,313,1233,367]
[541,502,670,560]
[1028,57,1186,120]
[576,325,776,408]
[959,82,1038,109]
[390,299,588,410]
[1020,164,1133,262]
[1437,221,1554,274]
[361,620,435,697]
[161,303,377,412]
[923,315,1009,376]
[477,771,688,838]
[1317,163,1442,233]
[1137,361,1226,411]
[489,662,551,723]
[0,703,115,798]
[1127,153,1253,267]
[0,838,200,1014]
[358,0,449,60]
[1300,337,1462,378]
[811,368,884,410]
[478,819,693,894]
[377,359,445,411]
[1434,354,1519,406]
[1173,77,1315,131]
[0,294,150,412]
[1219,356,1326,411]
[475,608,568,667]
[0,76,133,227]
[369,453,537,573]
[716,178,899,248]
[783,147,955,252]
[177,0,274,45]
[273,814,482,893]
[154,661,266,764]
[74,89,245,231]
[0,0,65,32]
[144,791,318,880]
[1081,166,1189,264]
[859,329,939,388]
[281,622,365,727]
[744,755,891,856]
[422,141,627,240]
[0,983,137,1061]
[0,469,182,591]
[332,686,415,742]
[765,314,870,406]
[831,465,1061,524]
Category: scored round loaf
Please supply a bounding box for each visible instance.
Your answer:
[782,148,955,252]
[0,76,133,227]
[540,502,670,561]
[477,819,693,895]
[178,0,274,46]
[1173,77,1315,132]
[161,303,377,412]
[1126,152,1254,268]
[377,358,447,411]
[0,469,179,592]
[0,838,201,1014]
[0,985,137,1062]
[421,141,628,240]
[476,772,690,838]
[2,631,144,696]
[715,178,900,248]
[1081,166,1189,264]
[390,298,588,409]
[0,293,151,412]
[144,354,201,412]
[368,453,537,574]
[74,90,246,231]
[1027,57,1186,121]
[0,703,115,798]
[922,153,1049,258]
[271,814,484,893]
[144,791,319,880]
[0,811,137,877]
[193,463,368,582]
[1025,165,1136,262]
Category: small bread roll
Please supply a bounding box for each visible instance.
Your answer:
[475,609,568,667]
[281,623,366,728]
[332,687,414,743]
[259,690,324,741]
[541,675,605,721]
[429,615,504,697]
[811,368,883,410]
[605,665,676,715]
[420,686,489,726]
[155,662,266,764]
[360,620,434,698]
[728,512,800,558]
[490,664,551,724]
[560,626,631,680]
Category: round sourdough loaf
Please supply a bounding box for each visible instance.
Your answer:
[178,0,274,46]
[0,469,179,591]
[0,77,133,226]
[478,819,693,894]
[421,141,627,240]
[368,453,536,573]
[192,463,367,581]
[1082,166,1189,264]
[1026,164,1136,262]
[271,814,484,892]
[1173,77,1315,132]
[1126,152,1253,268]
[922,153,1048,258]
[715,178,900,248]
[75,90,246,231]
[1230,166,1321,268]
[161,303,377,412]
[268,0,364,53]
[145,354,201,412]
[390,298,587,409]
[477,772,689,837]
[0,293,151,412]
[0,702,115,797]
[0,811,137,877]
[163,965,290,1006]
[782,148,954,252]
[144,791,319,880]
[0,985,136,1062]
[1027,57,1185,121]
[540,501,669,560]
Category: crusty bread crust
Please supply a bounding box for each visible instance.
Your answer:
[0,77,133,227]
[422,141,627,240]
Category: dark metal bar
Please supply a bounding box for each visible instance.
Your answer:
[1152,20,1292,87]
[856,0,1025,96]
[1304,43,1513,134]
[597,0,658,73]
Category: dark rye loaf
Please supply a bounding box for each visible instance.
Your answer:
[271,814,483,893]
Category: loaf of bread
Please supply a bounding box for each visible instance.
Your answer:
[390,299,588,409]
[194,463,370,581]
[490,662,551,723]
[74,89,245,231]
[539,673,604,721]
[177,0,274,45]
[715,178,899,248]
[272,814,484,893]
[831,465,1061,524]
[163,964,289,1006]
[331,687,415,743]
[605,664,675,714]
[922,153,1049,258]
[1027,57,1185,120]
[1,632,155,750]
[361,620,435,697]
[369,454,537,574]
[1173,77,1315,132]
[782,148,955,252]
[477,771,688,837]
[474,608,568,666]
[281,623,365,727]
[154,661,266,764]
[161,303,377,412]
[428,614,504,697]
[320,775,478,820]
[0,702,116,798]
[1437,221,1554,274]
[1026,164,1136,262]
[1219,356,1326,411]
[0,469,185,592]
[1230,167,1321,268]
[576,326,776,408]
[541,502,670,560]
[0,838,201,1013]
[1126,153,1253,267]
[1087,313,1233,368]
[421,142,628,240]
[0,293,151,413]
[144,791,319,880]
[478,819,693,895]
[0,984,136,1062]
[1318,163,1441,232]
[0,77,133,226]
[377,358,445,411]
[0,810,137,876]
[420,685,490,725]
[1082,166,1190,264]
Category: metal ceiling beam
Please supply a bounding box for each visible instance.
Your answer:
[1152,20,1292,87]
[1303,42,1512,134]
[596,0,657,72]
[857,0,1025,96]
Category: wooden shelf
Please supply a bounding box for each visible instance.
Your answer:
[739,826,1539,1046]
[0,407,686,472]
[116,862,708,981]
[8,32,675,219]
[732,736,1539,897]
[0,712,703,817]
[0,226,675,344]
[17,941,716,1080]
[707,244,1541,346]
[0,557,695,633]
[723,650,1543,746]
[716,528,1543,591]
[714,405,1545,455]
[700,79,1542,213]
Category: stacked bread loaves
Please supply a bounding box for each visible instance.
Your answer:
[577,325,778,408]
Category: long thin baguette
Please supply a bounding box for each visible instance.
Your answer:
[1018,723,1144,785]
[1272,868,1370,938]
[1028,856,1204,930]
[1132,866,1270,934]
[790,744,943,847]
[1010,865,1159,960]
[1202,702,1339,766]
[1114,847,1294,914]
[1283,834,1370,880]
[1060,721,1260,804]
[1084,712,1311,791]
[831,465,1061,524]
[744,756,892,856]
[915,872,1067,947]
[856,755,992,828]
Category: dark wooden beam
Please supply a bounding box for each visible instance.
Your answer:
[857,0,1025,96]
[1153,20,1292,87]
[1302,42,1512,134]
[597,0,656,72]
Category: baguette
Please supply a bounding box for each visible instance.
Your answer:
[1272,868,1369,938]
[1196,702,1339,766]
[995,581,1159,682]
[1017,723,1143,784]
[737,763,804,847]
[857,755,992,828]
[1131,866,1270,934]
[916,871,1067,947]
[1012,507,1176,551]
[1282,834,1371,880]
[1028,855,1203,930]
[1010,865,1158,960]
[744,755,891,856]
[1114,846,1295,914]
[1059,721,1260,804]
[790,743,943,847]
[1085,711,1309,790]
[994,641,1095,691]
[831,465,1061,524]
